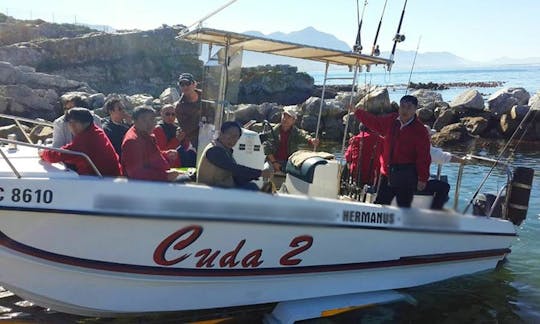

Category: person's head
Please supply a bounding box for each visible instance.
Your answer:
[160,104,176,125]
[132,106,156,134]
[65,108,93,135]
[398,95,418,122]
[105,98,125,123]
[281,107,297,131]
[177,73,197,94]
[219,121,242,149]
[63,94,86,111]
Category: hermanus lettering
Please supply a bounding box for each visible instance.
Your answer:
[342,210,395,224]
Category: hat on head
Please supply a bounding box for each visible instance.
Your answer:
[283,107,298,119]
[178,73,195,84]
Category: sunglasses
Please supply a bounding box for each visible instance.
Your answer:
[179,82,192,87]
[163,112,176,116]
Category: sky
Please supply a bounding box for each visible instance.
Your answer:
[3,0,540,62]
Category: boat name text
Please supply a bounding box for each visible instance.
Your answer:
[342,210,395,224]
[0,187,53,204]
[153,225,313,268]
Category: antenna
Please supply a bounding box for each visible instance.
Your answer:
[186,0,239,30]
[406,35,421,94]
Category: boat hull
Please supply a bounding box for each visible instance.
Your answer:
[0,205,513,316]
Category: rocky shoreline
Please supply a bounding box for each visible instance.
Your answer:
[0,14,539,147]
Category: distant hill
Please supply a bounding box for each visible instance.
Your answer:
[201,27,540,72]
[382,50,475,71]
[201,27,479,72]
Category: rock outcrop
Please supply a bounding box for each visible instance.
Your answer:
[238,65,314,105]
[0,25,201,97]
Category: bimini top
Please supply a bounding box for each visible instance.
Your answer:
[178,27,393,68]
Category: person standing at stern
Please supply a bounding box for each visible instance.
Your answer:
[353,95,431,207]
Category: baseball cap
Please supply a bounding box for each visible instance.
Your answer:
[178,73,195,84]
[283,107,298,119]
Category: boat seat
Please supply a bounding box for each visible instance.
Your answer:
[285,157,328,184]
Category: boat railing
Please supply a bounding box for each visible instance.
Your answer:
[453,154,512,213]
[0,113,54,144]
[0,138,103,178]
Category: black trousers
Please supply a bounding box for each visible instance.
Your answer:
[422,179,450,210]
[375,175,415,208]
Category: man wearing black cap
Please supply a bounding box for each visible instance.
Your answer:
[174,73,207,150]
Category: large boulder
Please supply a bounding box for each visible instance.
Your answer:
[487,87,530,116]
[301,97,325,116]
[301,115,319,133]
[410,89,443,108]
[233,104,263,124]
[335,91,363,108]
[450,89,484,110]
[238,65,314,105]
[320,117,343,140]
[0,61,22,84]
[0,84,56,119]
[431,123,471,146]
[0,124,30,141]
[88,93,105,109]
[127,94,154,107]
[19,71,88,92]
[416,107,434,123]
[159,87,180,105]
[460,116,489,136]
[433,109,458,131]
[355,87,392,115]
[498,105,530,138]
[29,124,54,143]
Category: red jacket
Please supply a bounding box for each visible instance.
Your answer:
[42,124,122,176]
[345,131,383,185]
[355,110,431,182]
[121,126,170,181]
[153,125,181,167]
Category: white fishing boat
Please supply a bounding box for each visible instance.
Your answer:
[0,24,535,321]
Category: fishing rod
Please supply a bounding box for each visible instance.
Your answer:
[353,0,368,53]
[371,0,388,56]
[463,106,538,214]
[389,0,408,66]
[405,35,421,95]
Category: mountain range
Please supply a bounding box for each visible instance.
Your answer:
[205,26,540,72]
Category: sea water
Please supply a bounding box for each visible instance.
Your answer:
[309,64,540,103]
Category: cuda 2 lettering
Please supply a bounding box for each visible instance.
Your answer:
[153,225,313,268]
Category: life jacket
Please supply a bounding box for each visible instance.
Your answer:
[196,140,235,188]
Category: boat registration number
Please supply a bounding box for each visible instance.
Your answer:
[0,187,53,204]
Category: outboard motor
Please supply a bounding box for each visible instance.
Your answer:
[504,167,535,226]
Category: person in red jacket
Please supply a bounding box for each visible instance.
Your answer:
[40,108,122,177]
[153,104,182,167]
[353,95,431,207]
[152,104,196,168]
[344,123,383,186]
[121,106,182,182]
